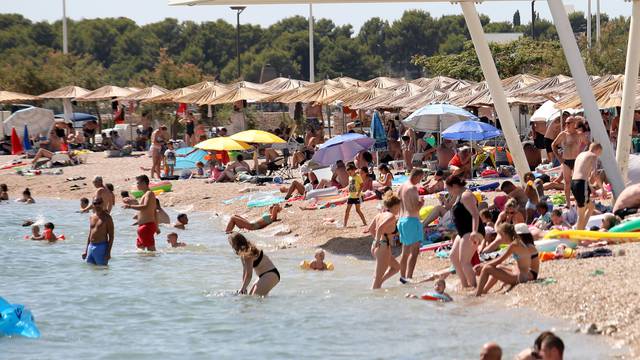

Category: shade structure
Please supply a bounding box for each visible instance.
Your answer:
[410,77,432,87]
[264,78,309,93]
[263,86,308,103]
[186,80,219,91]
[204,82,272,105]
[75,85,133,101]
[0,90,40,103]
[280,80,343,104]
[332,76,363,88]
[530,100,562,123]
[174,84,231,105]
[370,111,387,151]
[117,85,169,101]
[142,87,196,104]
[39,86,90,99]
[352,83,424,110]
[334,87,391,108]
[195,137,252,151]
[363,76,404,89]
[451,74,542,107]
[230,130,285,144]
[312,133,375,166]
[403,103,477,132]
[508,75,572,104]
[555,75,640,110]
[441,120,502,141]
[54,112,98,122]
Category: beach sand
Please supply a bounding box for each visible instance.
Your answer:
[1,151,637,356]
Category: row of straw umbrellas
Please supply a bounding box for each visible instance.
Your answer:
[1,74,639,114]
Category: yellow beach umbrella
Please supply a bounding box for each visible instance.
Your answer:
[195,137,252,151]
[230,130,285,144]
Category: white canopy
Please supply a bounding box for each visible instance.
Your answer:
[3,107,55,139]
[530,100,561,123]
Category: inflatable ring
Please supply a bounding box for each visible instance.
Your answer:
[300,260,334,271]
[419,206,434,222]
[0,297,40,338]
[131,181,173,199]
[609,217,640,233]
[419,292,451,302]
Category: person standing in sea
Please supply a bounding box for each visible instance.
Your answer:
[124,175,157,251]
[82,197,114,266]
[397,168,425,283]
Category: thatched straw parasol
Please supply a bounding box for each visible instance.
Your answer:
[332,76,363,88]
[555,75,638,110]
[39,86,89,99]
[337,87,392,108]
[351,83,424,110]
[264,78,309,93]
[0,90,40,103]
[116,85,170,101]
[75,85,133,101]
[204,82,272,105]
[143,88,196,104]
[363,76,404,89]
[173,84,232,105]
[508,75,572,104]
[281,80,344,104]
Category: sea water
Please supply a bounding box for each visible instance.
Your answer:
[0,199,620,359]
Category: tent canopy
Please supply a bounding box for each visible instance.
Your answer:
[3,107,55,139]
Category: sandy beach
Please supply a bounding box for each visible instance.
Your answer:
[1,151,638,356]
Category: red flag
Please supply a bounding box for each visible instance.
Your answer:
[177,103,187,117]
[10,127,23,155]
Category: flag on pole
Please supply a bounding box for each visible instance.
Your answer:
[23,125,32,151]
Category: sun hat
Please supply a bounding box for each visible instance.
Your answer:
[514,223,531,235]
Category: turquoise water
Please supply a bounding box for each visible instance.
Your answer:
[0,199,618,359]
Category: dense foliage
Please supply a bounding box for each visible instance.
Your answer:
[0,10,630,95]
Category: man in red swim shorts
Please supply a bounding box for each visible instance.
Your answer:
[124,175,157,251]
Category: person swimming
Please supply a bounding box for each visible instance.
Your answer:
[406,278,453,302]
[17,188,35,204]
[308,249,328,271]
[167,232,186,248]
[228,232,279,296]
[29,225,42,240]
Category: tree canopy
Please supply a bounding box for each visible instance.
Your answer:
[0,11,630,95]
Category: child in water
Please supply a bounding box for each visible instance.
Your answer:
[166,232,186,248]
[18,188,35,203]
[29,225,42,240]
[79,198,90,213]
[0,183,8,200]
[406,278,453,302]
[309,249,329,271]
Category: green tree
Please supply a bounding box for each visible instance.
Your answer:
[513,10,521,27]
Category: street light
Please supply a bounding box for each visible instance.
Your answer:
[62,0,68,54]
[531,1,535,38]
[231,6,246,80]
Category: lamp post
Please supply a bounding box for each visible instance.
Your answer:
[530,1,535,38]
[230,6,246,80]
[62,0,68,54]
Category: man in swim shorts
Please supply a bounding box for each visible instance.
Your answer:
[571,143,602,230]
[82,197,114,265]
[552,116,587,209]
[124,175,157,251]
[543,114,564,163]
[397,168,425,282]
[613,183,640,219]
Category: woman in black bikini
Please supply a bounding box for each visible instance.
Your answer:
[444,175,483,288]
[229,232,280,296]
[368,192,401,289]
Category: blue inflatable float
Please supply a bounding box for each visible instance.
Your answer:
[0,297,40,338]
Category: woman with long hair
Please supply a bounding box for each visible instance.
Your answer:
[368,192,402,289]
[228,232,280,296]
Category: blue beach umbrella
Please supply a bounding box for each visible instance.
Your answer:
[312,133,375,166]
[403,103,478,132]
[174,147,208,170]
[441,120,502,141]
[22,125,32,151]
[370,110,387,152]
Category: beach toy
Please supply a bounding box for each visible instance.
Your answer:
[609,217,640,233]
[304,187,339,200]
[392,174,409,186]
[131,181,172,199]
[420,240,453,253]
[539,248,575,262]
[299,260,334,271]
[543,229,640,243]
[419,206,435,222]
[469,182,499,192]
[535,239,577,252]
[0,297,40,339]
[419,292,452,302]
[473,192,483,203]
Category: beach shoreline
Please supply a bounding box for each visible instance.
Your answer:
[1,152,637,357]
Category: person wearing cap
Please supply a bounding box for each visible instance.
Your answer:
[448,146,472,179]
[281,164,318,200]
[476,223,538,296]
[552,116,588,209]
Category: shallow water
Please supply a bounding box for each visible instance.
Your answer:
[0,199,619,359]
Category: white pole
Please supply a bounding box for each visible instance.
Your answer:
[308,4,315,83]
[62,98,73,122]
[596,0,601,46]
[547,0,625,197]
[616,0,640,183]
[62,0,68,54]
[587,0,592,49]
[460,2,530,180]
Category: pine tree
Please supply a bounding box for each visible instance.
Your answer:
[513,10,521,27]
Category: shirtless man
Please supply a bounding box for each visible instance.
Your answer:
[422,170,445,194]
[499,181,528,210]
[401,127,416,172]
[552,116,587,208]
[571,143,602,230]
[124,175,158,251]
[319,160,349,189]
[82,197,114,266]
[436,141,455,171]
[397,168,425,282]
[544,114,564,163]
[82,176,114,213]
[613,183,640,219]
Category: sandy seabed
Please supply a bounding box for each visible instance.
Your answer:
[1,151,638,357]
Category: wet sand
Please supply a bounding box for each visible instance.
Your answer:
[1,151,637,356]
